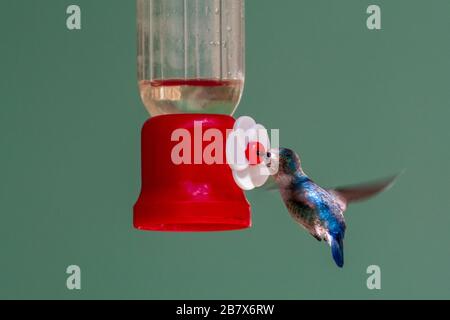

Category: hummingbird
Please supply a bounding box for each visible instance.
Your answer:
[262,147,398,268]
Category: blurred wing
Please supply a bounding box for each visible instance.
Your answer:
[262,176,279,191]
[331,173,401,204]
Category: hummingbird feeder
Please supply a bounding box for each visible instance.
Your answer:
[134,0,271,232]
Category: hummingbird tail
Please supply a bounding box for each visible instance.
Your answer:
[331,234,344,268]
[332,173,400,205]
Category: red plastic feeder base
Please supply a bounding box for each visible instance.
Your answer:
[133,114,251,232]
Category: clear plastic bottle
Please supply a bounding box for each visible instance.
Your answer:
[137,0,245,116]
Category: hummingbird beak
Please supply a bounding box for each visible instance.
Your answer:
[257,151,270,166]
[259,149,279,171]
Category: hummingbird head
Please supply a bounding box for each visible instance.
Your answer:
[273,147,303,176]
[260,148,303,178]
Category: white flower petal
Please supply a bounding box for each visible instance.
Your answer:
[226,129,249,171]
[233,169,256,191]
[255,162,272,177]
[253,124,271,151]
[234,116,256,132]
[249,164,270,188]
[227,116,273,191]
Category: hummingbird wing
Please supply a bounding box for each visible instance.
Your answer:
[261,176,279,191]
[331,173,400,205]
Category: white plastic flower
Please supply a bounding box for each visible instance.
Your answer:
[226,116,272,190]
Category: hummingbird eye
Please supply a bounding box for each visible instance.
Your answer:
[267,152,271,158]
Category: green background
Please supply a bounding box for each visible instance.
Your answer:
[1,0,449,299]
